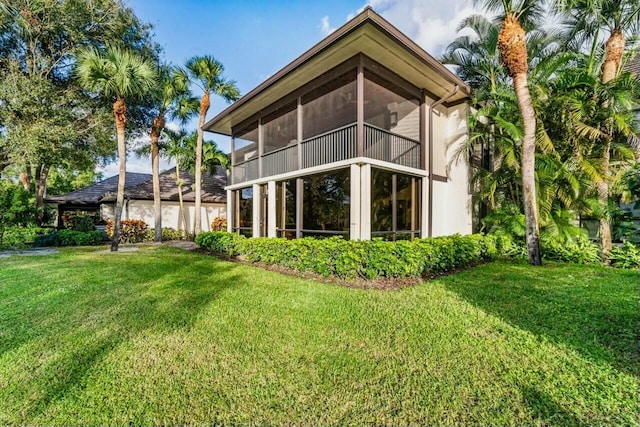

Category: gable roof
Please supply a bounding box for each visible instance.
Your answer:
[46,168,227,205]
[45,172,152,205]
[204,7,471,136]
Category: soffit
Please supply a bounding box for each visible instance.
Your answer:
[205,12,470,135]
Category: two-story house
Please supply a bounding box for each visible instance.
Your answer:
[204,7,472,240]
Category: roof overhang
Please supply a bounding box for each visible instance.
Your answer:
[204,7,471,136]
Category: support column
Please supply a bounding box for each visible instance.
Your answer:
[359,163,371,240]
[226,190,233,232]
[230,137,236,185]
[258,120,263,178]
[267,181,277,237]
[350,163,361,240]
[357,60,364,157]
[421,176,429,238]
[296,178,303,238]
[297,97,303,170]
[252,183,261,238]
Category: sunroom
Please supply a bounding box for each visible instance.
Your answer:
[204,7,472,240]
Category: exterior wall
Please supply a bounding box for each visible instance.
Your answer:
[430,103,472,236]
[100,200,226,232]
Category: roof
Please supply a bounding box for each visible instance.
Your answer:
[204,7,471,136]
[45,172,151,205]
[46,168,227,205]
[113,166,227,203]
[624,51,639,76]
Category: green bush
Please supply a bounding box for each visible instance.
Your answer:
[541,236,601,264]
[52,230,103,246]
[71,214,95,232]
[143,228,186,242]
[609,242,640,269]
[1,227,52,249]
[105,219,148,243]
[196,232,497,280]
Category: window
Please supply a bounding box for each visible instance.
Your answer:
[302,168,350,237]
[276,179,297,238]
[371,168,421,240]
[234,187,253,237]
[302,72,357,139]
[234,124,259,163]
[263,105,297,154]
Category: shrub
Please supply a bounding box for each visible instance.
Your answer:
[70,214,95,232]
[52,230,103,246]
[541,236,601,264]
[105,219,148,243]
[2,227,53,249]
[143,228,186,242]
[609,242,640,269]
[196,232,497,280]
[210,217,227,231]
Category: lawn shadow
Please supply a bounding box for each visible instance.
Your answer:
[441,262,640,377]
[0,248,244,419]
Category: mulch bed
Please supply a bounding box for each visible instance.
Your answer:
[190,247,481,290]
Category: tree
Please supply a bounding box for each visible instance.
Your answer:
[147,65,191,242]
[183,56,239,237]
[475,0,545,265]
[161,128,191,236]
[560,0,640,257]
[75,45,157,251]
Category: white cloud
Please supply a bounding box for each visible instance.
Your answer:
[364,0,479,56]
[319,15,337,36]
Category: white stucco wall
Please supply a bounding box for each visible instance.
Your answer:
[430,103,472,236]
[100,200,226,232]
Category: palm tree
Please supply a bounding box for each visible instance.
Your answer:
[475,0,545,265]
[75,45,156,251]
[560,0,640,257]
[162,128,191,236]
[183,56,239,237]
[148,65,190,242]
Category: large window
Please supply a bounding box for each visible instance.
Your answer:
[263,104,297,154]
[234,187,253,237]
[276,179,297,239]
[234,124,259,163]
[371,168,421,240]
[302,168,350,237]
[302,73,357,139]
[364,72,419,141]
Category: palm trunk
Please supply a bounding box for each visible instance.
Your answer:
[150,114,165,242]
[112,97,127,252]
[597,28,624,258]
[193,91,210,238]
[176,161,189,239]
[514,73,542,265]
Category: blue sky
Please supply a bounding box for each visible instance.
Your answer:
[102,0,476,176]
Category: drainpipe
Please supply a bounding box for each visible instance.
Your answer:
[428,84,459,237]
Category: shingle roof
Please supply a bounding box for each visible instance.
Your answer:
[114,166,227,203]
[46,168,228,205]
[624,51,640,76]
[45,172,152,205]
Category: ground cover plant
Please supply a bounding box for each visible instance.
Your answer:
[0,246,637,426]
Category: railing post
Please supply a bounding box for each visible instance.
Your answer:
[258,120,263,178]
[357,61,364,157]
[230,136,236,184]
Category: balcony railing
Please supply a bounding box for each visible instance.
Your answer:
[231,123,421,185]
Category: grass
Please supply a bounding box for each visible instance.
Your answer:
[0,246,638,426]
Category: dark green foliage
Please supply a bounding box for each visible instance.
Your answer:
[0,182,37,247]
[70,214,95,232]
[51,230,103,246]
[143,228,186,241]
[609,242,640,269]
[1,226,51,249]
[541,236,601,264]
[196,232,498,279]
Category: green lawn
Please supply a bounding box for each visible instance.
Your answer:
[0,246,637,426]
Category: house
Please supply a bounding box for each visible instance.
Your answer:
[204,7,472,240]
[45,167,227,232]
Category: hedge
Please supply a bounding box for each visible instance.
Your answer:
[33,230,104,247]
[196,231,640,280]
[195,232,502,279]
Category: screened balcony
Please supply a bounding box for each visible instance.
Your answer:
[230,58,424,185]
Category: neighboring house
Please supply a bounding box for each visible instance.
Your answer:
[204,7,472,240]
[46,167,227,232]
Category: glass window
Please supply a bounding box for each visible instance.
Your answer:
[263,105,297,154]
[364,73,419,141]
[234,187,253,236]
[234,124,258,164]
[302,169,350,234]
[302,73,356,139]
[370,168,421,240]
[276,179,297,237]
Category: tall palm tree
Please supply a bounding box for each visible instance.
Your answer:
[161,128,191,236]
[148,65,190,242]
[183,56,239,237]
[560,0,640,257]
[75,45,156,251]
[475,0,545,265]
